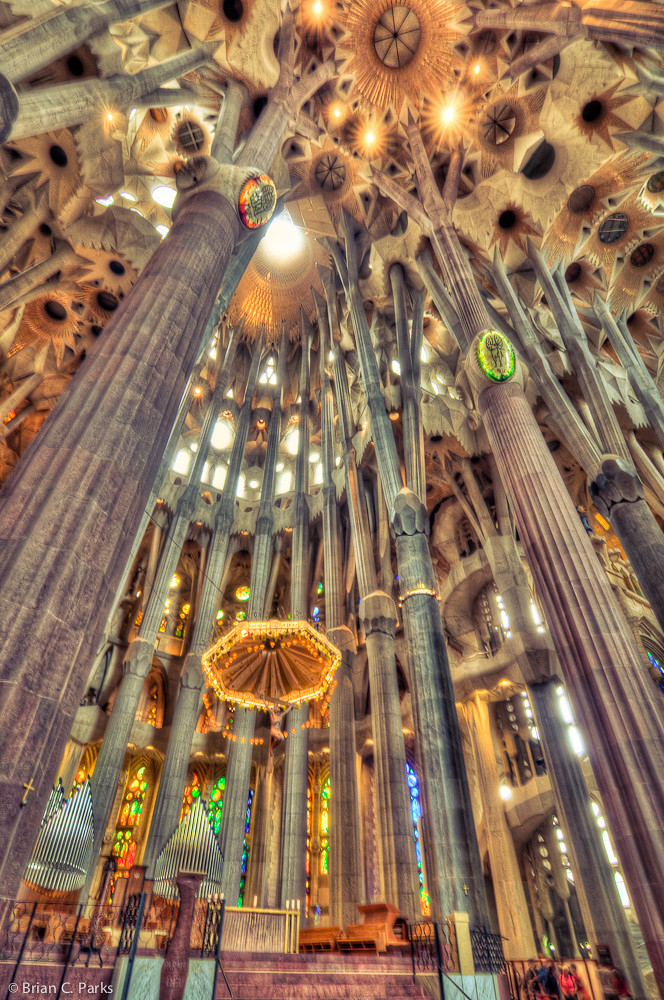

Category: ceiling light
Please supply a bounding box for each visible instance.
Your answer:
[155,225,169,239]
[441,105,455,124]
[260,211,305,262]
[152,185,177,208]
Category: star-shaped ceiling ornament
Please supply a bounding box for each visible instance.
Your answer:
[338,0,463,115]
[573,83,635,150]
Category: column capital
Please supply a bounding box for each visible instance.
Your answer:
[122,637,155,679]
[358,590,397,638]
[589,455,644,519]
[326,624,357,655]
[172,157,276,234]
[180,652,205,691]
[390,487,429,537]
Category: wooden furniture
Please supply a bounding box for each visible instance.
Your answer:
[337,903,409,954]
[298,926,342,952]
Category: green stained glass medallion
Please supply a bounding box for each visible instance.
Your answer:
[477,330,515,383]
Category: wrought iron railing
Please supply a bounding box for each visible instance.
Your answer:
[469,924,507,974]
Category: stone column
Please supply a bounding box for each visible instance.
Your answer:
[478,377,664,992]
[7,48,208,142]
[219,336,287,907]
[280,329,311,910]
[330,223,488,925]
[218,706,255,905]
[159,872,204,1000]
[0,155,273,898]
[315,289,364,926]
[530,679,650,998]
[0,0,173,84]
[243,758,273,907]
[590,457,664,637]
[88,332,241,873]
[391,489,488,924]
[0,186,50,276]
[460,460,647,988]
[390,264,425,503]
[466,696,537,959]
[321,286,419,919]
[358,592,420,920]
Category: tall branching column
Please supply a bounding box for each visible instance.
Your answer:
[479,377,664,990]
[280,321,312,910]
[142,346,263,876]
[374,122,664,983]
[219,333,287,905]
[330,218,489,925]
[316,291,364,926]
[329,308,420,920]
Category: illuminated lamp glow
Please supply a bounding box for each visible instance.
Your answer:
[152,185,177,208]
[260,211,305,262]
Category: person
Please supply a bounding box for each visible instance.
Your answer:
[611,967,633,1000]
[525,960,541,998]
[569,964,591,1000]
[560,965,577,1000]
[576,505,593,534]
[545,958,562,1000]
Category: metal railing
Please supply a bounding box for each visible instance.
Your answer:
[469,924,507,974]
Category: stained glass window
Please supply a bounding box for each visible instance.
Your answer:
[305,785,312,917]
[209,776,225,835]
[112,765,148,874]
[647,651,664,693]
[238,788,254,907]
[407,763,430,915]
[319,777,330,875]
[180,773,201,822]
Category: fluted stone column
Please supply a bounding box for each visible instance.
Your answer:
[88,333,240,876]
[357,592,420,920]
[330,223,488,925]
[590,457,664,637]
[479,378,664,991]
[374,118,664,982]
[326,297,419,920]
[460,460,647,989]
[280,328,311,910]
[315,291,364,926]
[467,695,537,960]
[530,679,650,997]
[0,26,337,901]
[219,336,287,907]
[142,346,263,876]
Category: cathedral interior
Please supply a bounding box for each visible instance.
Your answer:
[2,0,664,997]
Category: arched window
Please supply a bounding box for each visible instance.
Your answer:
[112,764,148,876]
[406,763,430,915]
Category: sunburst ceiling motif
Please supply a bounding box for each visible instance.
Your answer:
[203,619,341,710]
[373,6,421,68]
[339,0,461,113]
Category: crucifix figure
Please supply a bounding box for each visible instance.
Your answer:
[21,780,35,806]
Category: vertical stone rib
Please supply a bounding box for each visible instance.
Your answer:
[480,381,664,992]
